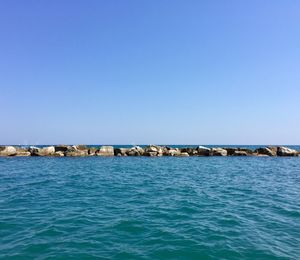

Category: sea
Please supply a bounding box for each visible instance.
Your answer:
[0,145,299,259]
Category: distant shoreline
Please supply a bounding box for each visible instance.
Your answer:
[1,145,299,157]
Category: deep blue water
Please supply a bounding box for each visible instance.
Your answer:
[0,156,300,259]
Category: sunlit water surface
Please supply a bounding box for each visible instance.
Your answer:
[0,156,300,259]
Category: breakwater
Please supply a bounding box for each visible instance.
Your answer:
[0,145,299,157]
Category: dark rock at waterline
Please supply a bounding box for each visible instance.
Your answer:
[180,147,197,155]
[232,151,249,156]
[224,148,238,156]
[144,151,159,157]
[254,147,277,156]
[55,145,69,152]
[88,147,97,156]
[238,148,253,155]
[196,146,211,156]
[114,148,129,156]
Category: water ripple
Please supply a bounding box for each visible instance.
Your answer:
[0,156,299,259]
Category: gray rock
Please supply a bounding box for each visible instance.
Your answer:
[0,146,17,156]
[254,147,276,156]
[196,146,211,156]
[28,146,39,156]
[144,145,163,154]
[127,146,144,156]
[164,148,181,156]
[75,145,89,151]
[233,151,248,156]
[15,147,31,156]
[96,146,114,156]
[41,146,55,156]
[55,145,69,152]
[238,148,253,155]
[277,146,298,156]
[144,145,164,156]
[52,151,65,157]
[29,146,55,156]
[267,146,278,155]
[114,148,129,156]
[224,147,253,155]
[210,148,227,156]
[65,150,88,156]
[144,145,159,152]
[144,151,158,156]
[223,147,238,156]
[88,147,97,156]
[180,147,197,155]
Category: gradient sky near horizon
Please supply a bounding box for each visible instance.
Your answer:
[1,0,300,145]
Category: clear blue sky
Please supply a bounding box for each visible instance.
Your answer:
[1,0,299,145]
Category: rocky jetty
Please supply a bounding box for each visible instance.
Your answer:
[0,145,299,157]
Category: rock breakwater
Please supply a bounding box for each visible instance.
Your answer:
[0,145,299,157]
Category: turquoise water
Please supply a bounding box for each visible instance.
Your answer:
[0,156,300,259]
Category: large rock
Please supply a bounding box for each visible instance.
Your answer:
[30,146,55,156]
[180,147,197,155]
[114,148,129,156]
[277,146,298,156]
[65,149,88,156]
[238,148,253,155]
[254,147,276,156]
[144,151,158,157]
[42,146,56,155]
[223,147,238,156]
[28,146,39,156]
[75,145,88,151]
[224,147,253,156]
[88,147,97,156]
[65,145,89,155]
[0,146,17,156]
[96,146,114,156]
[267,146,278,155]
[52,151,65,157]
[144,145,163,156]
[196,146,211,156]
[210,148,227,156]
[54,145,69,152]
[163,147,181,156]
[15,147,31,156]
[127,146,144,156]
